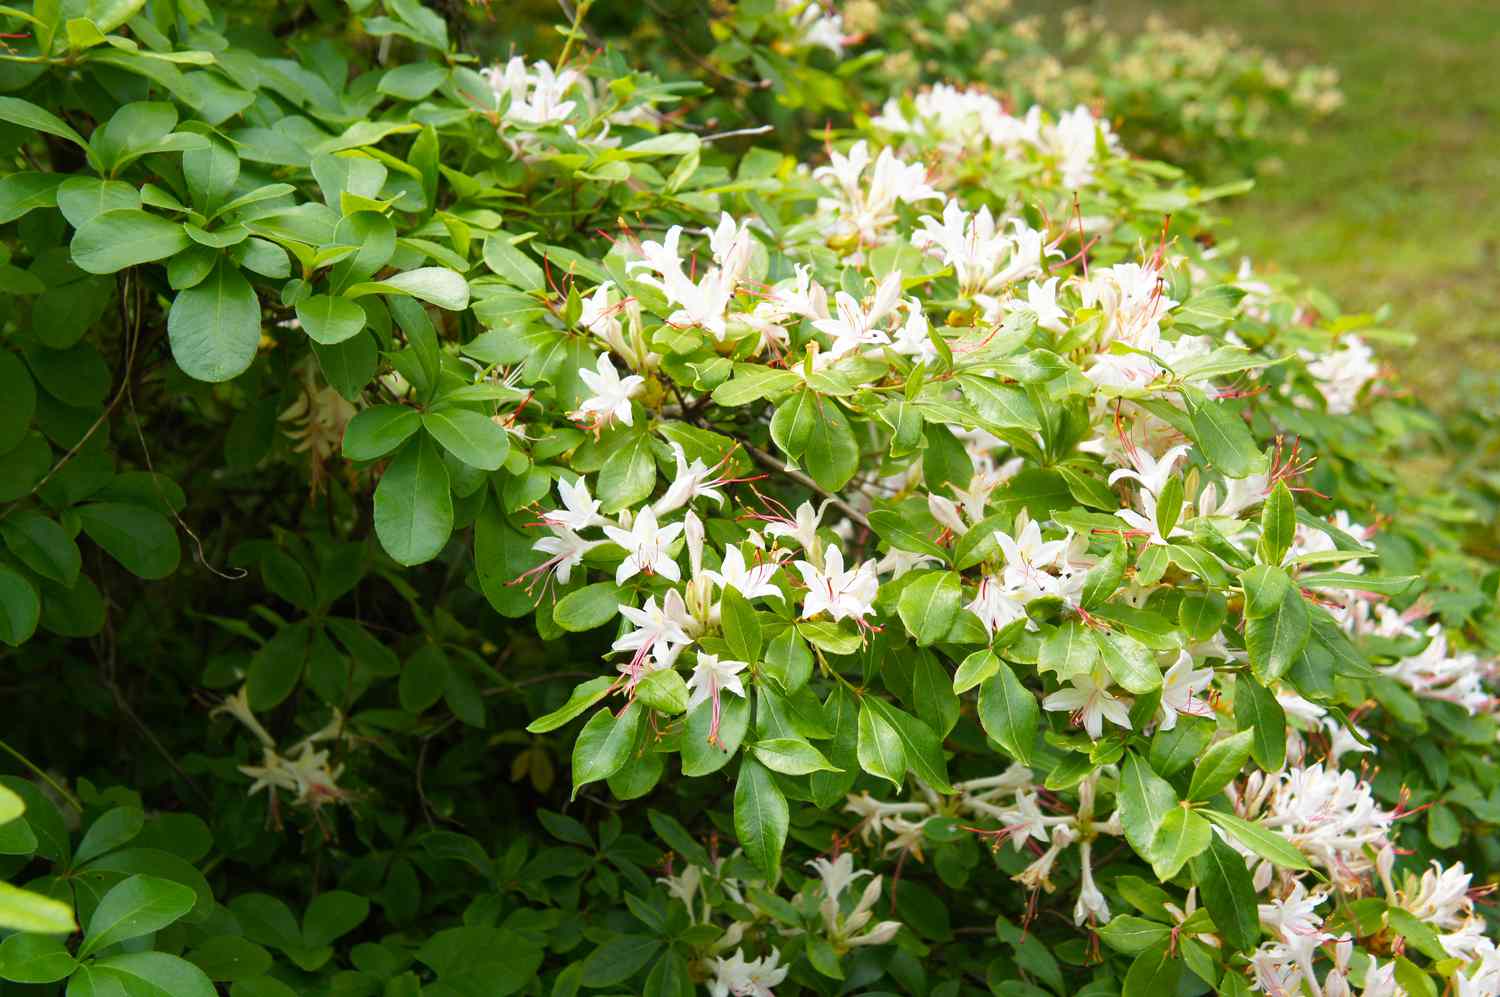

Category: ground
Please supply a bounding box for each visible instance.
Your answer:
[1104,0,1500,407]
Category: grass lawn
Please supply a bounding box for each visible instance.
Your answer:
[1100,0,1500,407]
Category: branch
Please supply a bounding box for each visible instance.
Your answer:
[744,445,871,531]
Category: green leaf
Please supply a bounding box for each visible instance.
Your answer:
[1121,941,1181,997]
[912,652,960,736]
[864,698,952,792]
[682,694,749,776]
[1175,285,1244,330]
[0,882,75,934]
[635,668,689,716]
[1081,541,1126,610]
[1191,833,1259,951]
[1246,587,1311,683]
[1038,619,1098,682]
[526,677,614,733]
[373,435,453,566]
[1187,729,1255,802]
[1095,630,1161,694]
[553,582,623,633]
[581,936,662,988]
[0,351,35,455]
[347,267,470,310]
[1240,564,1292,619]
[1201,810,1311,871]
[953,649,998,694]
[83,952,217,997]
[1148,806,1211,880]
[423,409,510,471]
[868,509,949,563]
[71,209,189,274]
[897,570,961,646]
[342,406,421,461]
[804,398,860,492]
[734,756,788,882]
[74,806,145,866]
[56,177,141,229]
[0,564,40,647]
[1186,395,1259,478]
[958,376,1039,430]
[0,172,63,225]
[1098,915,1173,956]
[571,704,640,797]
[0,96,88,150]
[1150,715,1214,776]
[977,663,1038,765]
[752,737,838,775]
[857,701,906,788]
[296,294,367,346]
[482,233,544,290]
[1386,906,1448,963]
[1233,674,1286,771]
[302,891,368,948]
[1257,481,1296,566]
[167,262,261,382]
[719,587,762,664]
[0,512,79,588]
[769,388,815,459]
[1119,753,1178,858]
[0,932,76,983]
[182,136,240,216]
[78,503,180,580]
[81,874,196,957]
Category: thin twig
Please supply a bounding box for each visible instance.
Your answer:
[0,739,81,812]
[744,445,871,530]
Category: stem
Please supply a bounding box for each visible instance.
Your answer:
[0,739,82,812]
[744,445,872,531]
[556,0,593,67]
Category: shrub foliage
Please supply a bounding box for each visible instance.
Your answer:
[0,2,1495,996]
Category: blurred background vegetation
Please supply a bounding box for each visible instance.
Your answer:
[1101,0,1500,408]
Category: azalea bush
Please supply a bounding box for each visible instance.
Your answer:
[0,2,1496,996]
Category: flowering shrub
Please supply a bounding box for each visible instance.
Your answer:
[0,2,1495,997]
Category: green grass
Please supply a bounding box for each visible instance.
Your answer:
[1103,0,1500,404]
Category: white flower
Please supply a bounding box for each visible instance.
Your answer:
[810,271,903,367]
[965,574,1029,635]
[1008,277,1068,332]
[1040,105,1121,189]
[653,443,729,515]
[1257,880,1329,945]
[572,353,644,429]
[889,300,938,364]
[1042,666,1132,739]
[604,506,684,585]
[484,57,580,127]
[784,0,845,55]
[813,141,941,247]
[794,547,879,623]
[1303,336,1378,414]
[686,653,748,711]
[530,525,601,585]
[708,948,788,997]
[914,200,1060,296]
[612,590,694,686]
[1108,443,1190,499]
[1082,261,1176,349]
[807,853,870,906]
[704,546,782,602]
[627,225,738,339]
[1157,650,1215,731]
[765,500,826,553]
[543,476,605,531]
